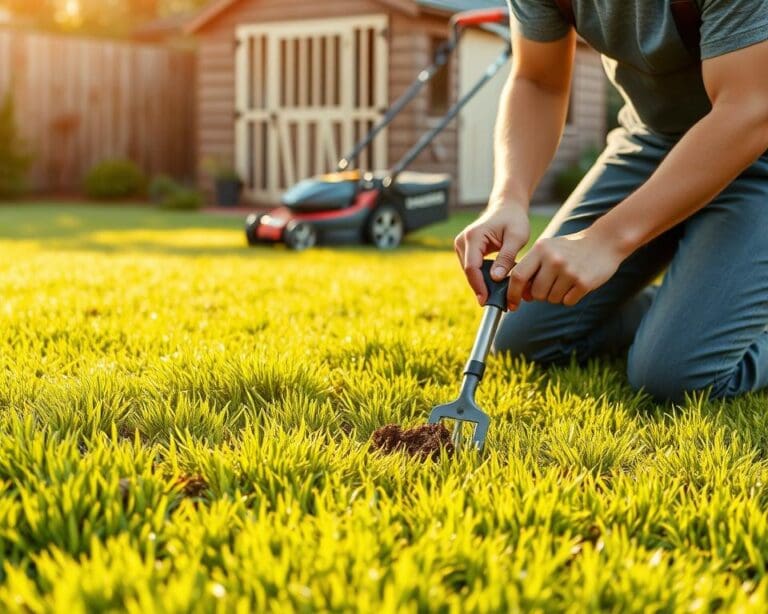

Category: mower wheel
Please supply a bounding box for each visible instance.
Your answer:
[284,220,317,251]
[245,213,265,246]
[366,205,404,249]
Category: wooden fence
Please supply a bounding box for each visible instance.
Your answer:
[0,29,196,192]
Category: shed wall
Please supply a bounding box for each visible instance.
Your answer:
[531,46,607,203]
[387,12,460,204]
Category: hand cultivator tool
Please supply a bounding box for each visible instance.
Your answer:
[429,260,510,452]
[245,7,511,251]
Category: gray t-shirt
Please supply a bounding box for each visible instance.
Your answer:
[507,0,768,136]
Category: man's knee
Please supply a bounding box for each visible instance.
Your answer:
[492,314,541,359]
[627,339,713,403]
[492,307,576,364]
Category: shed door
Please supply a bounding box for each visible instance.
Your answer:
[235,15,389,203]
[458,29,509,205]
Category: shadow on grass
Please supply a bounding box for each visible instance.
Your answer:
[534,353,768,460]
[0,202,241,238]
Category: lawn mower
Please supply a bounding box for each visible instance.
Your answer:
[245,7,512,250]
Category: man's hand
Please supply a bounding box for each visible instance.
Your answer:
[453,27,575,306]
[507,227,627,310]
[454,199,530,305]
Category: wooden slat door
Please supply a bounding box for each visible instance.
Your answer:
[235,15,389,203]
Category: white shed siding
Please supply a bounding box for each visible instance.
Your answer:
[458,28,509,204]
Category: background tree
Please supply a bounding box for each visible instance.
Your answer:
[4,0,57,29]
[1,0,207,37]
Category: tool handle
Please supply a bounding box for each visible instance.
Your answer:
[481,260,510,311]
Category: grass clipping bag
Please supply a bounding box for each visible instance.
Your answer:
[371,423,454,461]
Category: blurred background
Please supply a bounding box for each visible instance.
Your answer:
[0,0,616,212]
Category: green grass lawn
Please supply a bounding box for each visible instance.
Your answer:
[2,203,768,611]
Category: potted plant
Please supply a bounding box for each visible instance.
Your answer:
[205,157,243,207]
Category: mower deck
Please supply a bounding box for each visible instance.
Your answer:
[246,171,451,249]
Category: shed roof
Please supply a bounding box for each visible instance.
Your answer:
[186,0,506,33]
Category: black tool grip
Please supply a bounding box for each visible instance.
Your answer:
[481,260,510,311]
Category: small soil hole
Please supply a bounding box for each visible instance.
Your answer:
[370,423,454,461]
[175,474,209,498]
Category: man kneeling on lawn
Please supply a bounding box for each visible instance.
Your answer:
[456,0,768,402]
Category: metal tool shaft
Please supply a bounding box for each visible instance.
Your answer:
[468,305,503,365]
[457,305,503,399]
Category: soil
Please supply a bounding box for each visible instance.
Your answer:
[370,423,454,461]
[119,475,208,505]
[174,474,209,498]
[118,477,131,506]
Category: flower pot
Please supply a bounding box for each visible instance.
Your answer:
[214,178,243,207]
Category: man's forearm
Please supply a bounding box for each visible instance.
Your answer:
[592,101,768,256]
[492,74,572,208]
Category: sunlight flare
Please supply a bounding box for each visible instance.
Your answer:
[55,0,82,28]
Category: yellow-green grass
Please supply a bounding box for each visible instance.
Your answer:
[1,203,768,612]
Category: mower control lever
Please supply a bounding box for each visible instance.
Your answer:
[451,7,509,29]
[480,260,511,312]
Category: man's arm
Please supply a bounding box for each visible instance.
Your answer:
[506,39,768,309]
[492,30,577,207]
[455,27,576,304]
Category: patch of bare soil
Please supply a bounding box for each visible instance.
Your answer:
[174,474,209,498]
[370,423,454,461]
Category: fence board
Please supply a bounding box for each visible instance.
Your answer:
[0,28,196,192]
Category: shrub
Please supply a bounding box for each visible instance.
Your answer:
[159,187,204,211]
[84,159,145,200]
[553,146,601,202]
[0,93,33,199]
[148,173,204,211]
[148,174,179,204]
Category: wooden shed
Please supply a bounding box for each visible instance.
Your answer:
[187,0,607,206]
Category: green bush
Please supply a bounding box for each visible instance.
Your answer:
[148,173,204,211]
[0,93,33,199]
[148,174,179,204]
[159,187,204,211]
[553,146,601,202]
[84,159,145,200]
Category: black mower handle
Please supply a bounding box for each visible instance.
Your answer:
[481,260,511,312]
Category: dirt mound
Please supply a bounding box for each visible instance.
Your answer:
[175,474,209,498]
[370,423,454,461]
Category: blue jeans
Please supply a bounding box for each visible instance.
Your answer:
[494,128,768,402]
